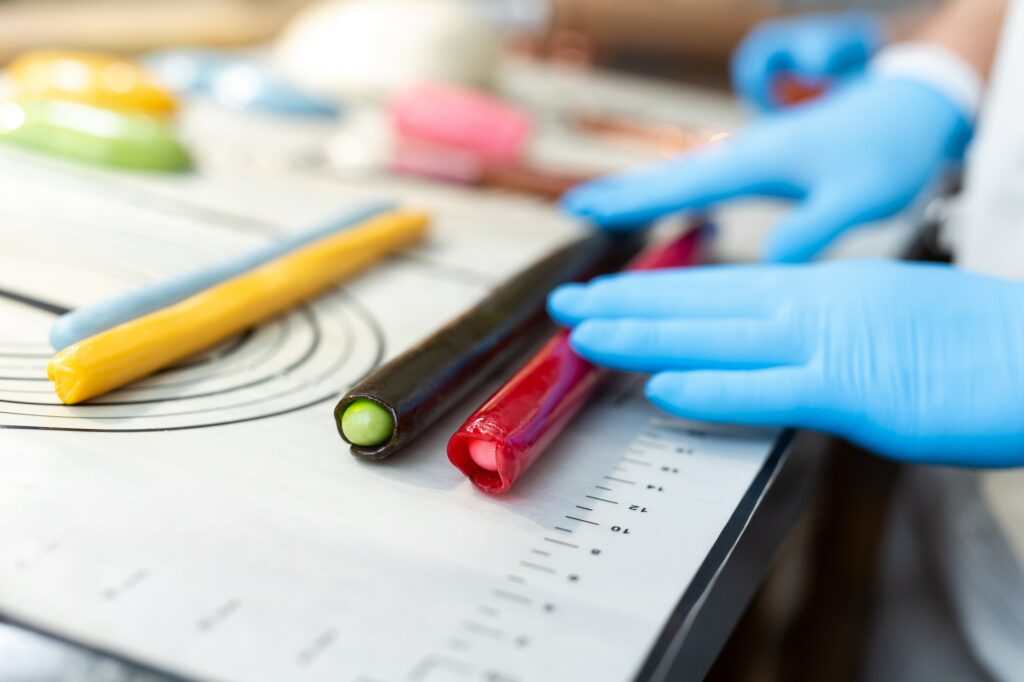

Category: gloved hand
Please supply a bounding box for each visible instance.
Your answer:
[549,259,1024,467]
[732,11,885,111]
[561,75,972,262]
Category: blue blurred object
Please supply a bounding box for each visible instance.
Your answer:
[144,49,339,117]
[561,75,972,262]
[211,63,339,117]
[50,201,394,349]
[144,48,234,95]
[549,259,1024,467]
[731,11,885,111]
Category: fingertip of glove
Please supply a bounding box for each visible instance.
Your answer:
[568,319,602,347]
[559,185,603,217]
[645,372,678,399]
[644,373,686,414]
[561,186,639,230]
[547,284,588,323]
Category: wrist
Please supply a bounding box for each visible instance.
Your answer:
[871,42,984,124]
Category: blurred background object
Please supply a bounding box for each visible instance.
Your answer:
[274,0,500,100]
[7,50,178,115]
[0,97,192,171]
[0,0,938,78]
[528,0,937,81]
[0,0,310,61]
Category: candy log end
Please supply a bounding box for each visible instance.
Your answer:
[467,439,499,472]
[339,398,395,447]
[447,431,510,494]
[47,352,88,405]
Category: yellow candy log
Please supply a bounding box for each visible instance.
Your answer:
[8,50,178,117]
[49,210,430,404]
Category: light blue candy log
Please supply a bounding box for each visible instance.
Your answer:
[143,49,235,94]
[50,201,396,350]
[211,63,340,117]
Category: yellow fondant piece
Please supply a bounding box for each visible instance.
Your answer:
[48,210,430,404]
[7,50,178,116]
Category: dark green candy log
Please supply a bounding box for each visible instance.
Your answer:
[335,231,642,460]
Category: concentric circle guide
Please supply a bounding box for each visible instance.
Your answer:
[0,222,385,432]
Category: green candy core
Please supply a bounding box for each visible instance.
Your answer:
[340,399,395,447]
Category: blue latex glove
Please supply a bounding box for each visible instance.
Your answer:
[732,11,885,111]
[561,75,972,262]
[549,259,1024,467]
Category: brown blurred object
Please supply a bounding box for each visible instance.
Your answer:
[479,164,587,199]
[543,28,598,68]
[505,27,599,69]
[544,0,940,77]
[547,0,779,65]
[0,0,312,61]
[389,135,589,200]
[571,111,730,156]
[773,74,828,107]
[388,104,726,200]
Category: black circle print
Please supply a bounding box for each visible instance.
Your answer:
[0,224,384,432]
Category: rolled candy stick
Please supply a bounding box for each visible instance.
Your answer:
[49,209,429,404]
[144,49,234,94]
[145,50,339,117]
[0,98,190,172]
[50,201,394,349]
[390,83,532,165]
[334,230,643,460]
[7,50,178,116]
[447,228,704,494]
[388,87,586,201]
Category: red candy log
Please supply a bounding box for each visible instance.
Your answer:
[448,228,704,494]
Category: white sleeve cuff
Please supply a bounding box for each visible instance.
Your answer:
[871,42,984,122]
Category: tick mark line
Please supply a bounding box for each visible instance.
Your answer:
[575,505,594,511]
[566,516,599,526]
[493,589,533,605]
[595,485,613,491]
[531,549,551,556]
[543,537,579,549]
[408,656,473,681]
[622,458,651,466]
[296,627,337,666]
[520,561,556,574]
[604,476,636,485]
[586,495,618,504]
[463,621,503,639]
[197,597,240,631]
[554,526,573,533]
[506,574,526,584]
